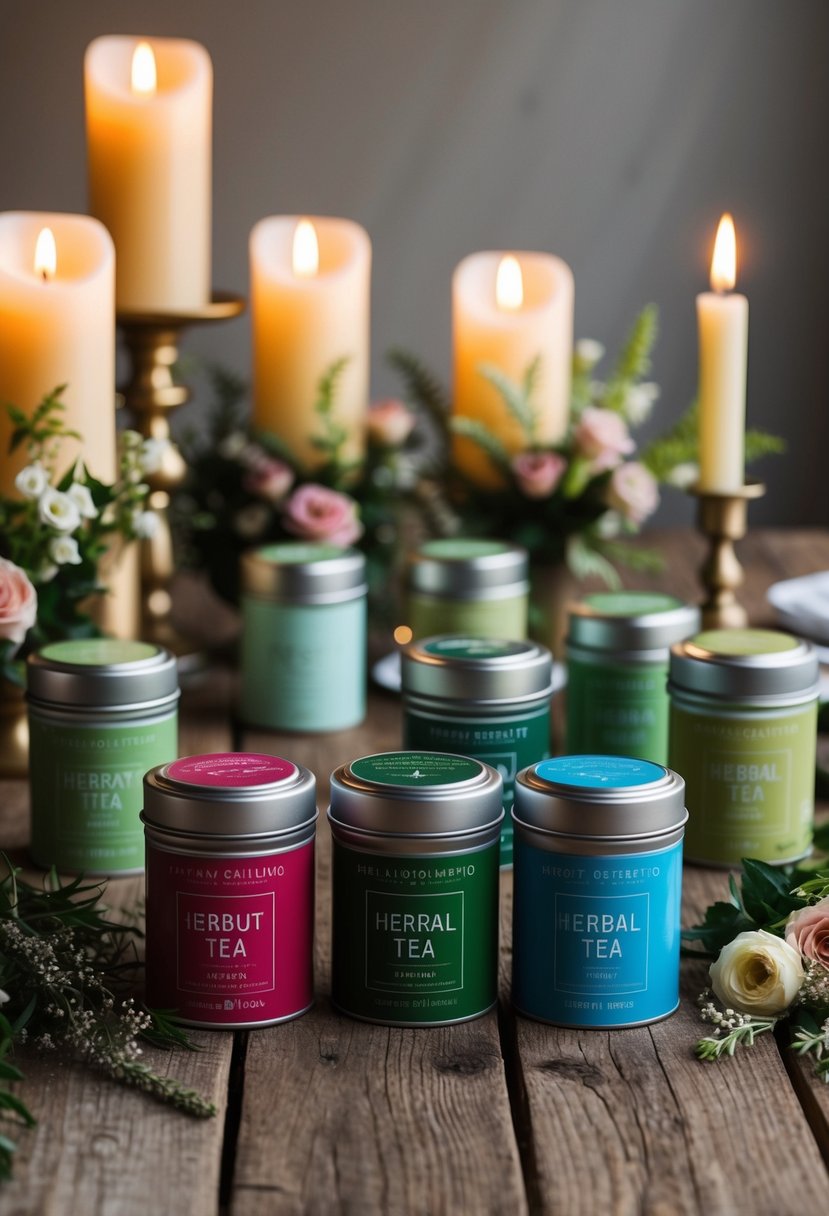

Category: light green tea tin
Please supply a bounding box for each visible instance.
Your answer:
[566,591,699,764]
[27,638,179,875]
[668,628,819,866]
[406,539,528,641]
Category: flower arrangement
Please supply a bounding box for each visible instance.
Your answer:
[0,388,160,678]
[685,840,829,1078]
[0,859,214,1180]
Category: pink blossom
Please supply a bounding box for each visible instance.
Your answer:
[243,457,295,504]
[282,484,363,547]
[786,898,829,967]
[0,557,37,646]
[367,399,416,447]
[573,406,635,473]
[512,451,567,499]
[606,462,660,524]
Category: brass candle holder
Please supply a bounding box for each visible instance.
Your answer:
[688,481,766,629]
[117,292,246,661]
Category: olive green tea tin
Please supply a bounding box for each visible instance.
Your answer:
[668,629,819,866]
[406,539,529,641]
[27,638,179,874]
[328,751,503,1026]
[566,591,699,764]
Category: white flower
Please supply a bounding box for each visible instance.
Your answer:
[0,988,9,1006]
[140,437,170,475]
[14,462,48,499]
[38,488,81,533]
[119,429,143,451]
[49,535,82,566]
[36,562,58,584]
[666,461,699,490]
[67,482,98,519]
[710,929,804,1017]
[132,510,160,539]
[218,431,248,460]
[575,339,605,370]
[624,381,660,425]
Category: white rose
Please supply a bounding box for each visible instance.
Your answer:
[624,381,660,425]
[49,535,82,566]
[666,462,699,490]
[709,929,804,1017]
[574,339,605,371]
[0,988,9,1006]
[132,510,160,539]
[14,462,48,499]
[38,488,81,533]
[140,437,169,475]
[37,562,58,584]
[67,482,98,519]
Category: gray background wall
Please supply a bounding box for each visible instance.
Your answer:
[2,0,827,527]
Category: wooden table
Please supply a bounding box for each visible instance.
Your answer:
[3,528,829,1216]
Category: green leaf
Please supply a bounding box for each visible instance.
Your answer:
[565,534,621,589]
[449,416,512,473]
[602,304,659,413]
[681,900,751,957]
[641,401,700,482]
[744,429,786,464]
[477,361,538,444]
[387,348,450,433]
[739,857,803,924]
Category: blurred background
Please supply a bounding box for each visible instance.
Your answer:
[2,0,827,526]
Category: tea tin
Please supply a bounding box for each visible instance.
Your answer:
[328,750,503,1026]
[668,628,820,866]
[512,755,687,1028]
[406,538,528,640]
[142,751,318,1028]
[401,635,553,866]
[240,542,367,731]
[565,591,699,764]
[27,638,179,874]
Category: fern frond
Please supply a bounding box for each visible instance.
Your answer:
[603,305,659,413]
[745,429,786,463]
[449,416,512,473]
[387,348,450,434]
[478,362,537,444]
[566,534,621,589]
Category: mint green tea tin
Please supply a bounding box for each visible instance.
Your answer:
[240,543,367,732]
[668,629,819,866]
[328,751,503,1026]
[27,639,179,875]
[406,539,529,641]
[566,591,700,764]
[401,636,553,867]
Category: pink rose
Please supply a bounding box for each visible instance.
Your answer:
[283,484,364,547]
[0,557,37,646]
[786,897,829,966]
[512,451,567,499]
[367,399,416,447]
[243,457,295,503]
[573,406,635,473]
[605,461,660,524]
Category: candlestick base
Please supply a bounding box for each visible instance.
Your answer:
[688,481,766,629]
[118,292,246,660]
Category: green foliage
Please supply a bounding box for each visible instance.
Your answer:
[386,348,450,436]
[449,415,512,474]
[566,534,621,590]
[477,357,540,445]
[641,402,700,482]
[311,355,352,468]
[602,304,658,414]
[683,857,811,958]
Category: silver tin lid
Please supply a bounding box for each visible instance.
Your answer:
[407,539,528,601]
[143,752,317,838]
[669,628,820,701]
[329,751,504,838]
[401,636,553,704]
[514,755,686,841]
[567,591,700,652]
[27,638,178,709]
[241,542,367,604]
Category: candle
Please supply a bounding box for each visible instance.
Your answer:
[697,213,749,492]
[85,35,212,313]
[0,211,115,493]
[452,250,574,487]
[250,216,371,472]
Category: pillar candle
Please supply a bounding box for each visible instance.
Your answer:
[452,250,574,487]
[250,216,371,472]
[85,34,212,313]
[0,211,116,492]
[697,213,749,493]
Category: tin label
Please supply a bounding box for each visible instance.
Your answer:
[145,841,315,1026]
[418,539,514,560]
[566,658,670,764]
[349,751,484,788]
[512,841,683,1026]
[29,710,178,873]
[582,591,682,617]
[408,592,528,643]
[166,752,296,788]
[39,638,160,665]
[331,841,499,1024]
[533,755,666,789]
[421,638,530,660]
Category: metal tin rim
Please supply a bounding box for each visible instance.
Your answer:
[566,595,700,652]
[407,542,528,597]
[669,631,819,700]
[26,643,178,709]
[511,810,688,848]
[241,544,367,604]
[401,636,553,702]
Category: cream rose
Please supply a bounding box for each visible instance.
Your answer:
[0,557,38,646]
[709,929,803,1017]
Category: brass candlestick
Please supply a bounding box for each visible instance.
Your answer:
[118,292,246,660]
[689,481,766,628]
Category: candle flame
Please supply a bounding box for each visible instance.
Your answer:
[131,41,157,95]
[710,213,737,293]
[496,255,523,311]
[292,219,319,277]
[34,227,57,281]
[393,625,413,646]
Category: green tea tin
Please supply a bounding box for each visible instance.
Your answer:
[406,538,528,640]
[566,591,700,764]
[328,750,503,1026]
[240,542,367,732]
[668,629,820,866]
[401,635,553,867]
[27,638,179,874]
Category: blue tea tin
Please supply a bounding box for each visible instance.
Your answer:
[512,755,687,1028]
